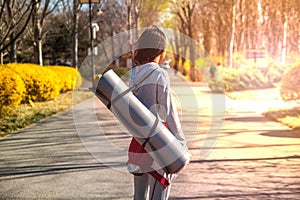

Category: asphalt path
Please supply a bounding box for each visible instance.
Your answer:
[0,70,300,199]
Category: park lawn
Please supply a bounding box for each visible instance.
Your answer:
[0,89,94,137]
[263,107,300,135]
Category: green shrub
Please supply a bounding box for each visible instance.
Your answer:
[222,69,243,91]
[6,63,60,102]
[280,62,300,101]
[46,66,82,92]
[114,67,130,81]
[208,78,225,93]
[262,61,286,84]
[209,63,285,92]
[0,66,26,115]
[101,65,131,81]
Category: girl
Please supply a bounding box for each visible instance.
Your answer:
[127,26,188,200]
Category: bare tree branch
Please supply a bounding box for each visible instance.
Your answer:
[0,0,38,53]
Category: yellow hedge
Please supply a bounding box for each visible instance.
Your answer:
[0,66,25,115]
[1,63,82,113]
[6,63,60,102]
[280,62,300,101]
[46,66,82,92]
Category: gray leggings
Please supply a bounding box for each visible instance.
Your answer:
[133,173,171,200]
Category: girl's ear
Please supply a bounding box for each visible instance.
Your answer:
[159,51,166,63]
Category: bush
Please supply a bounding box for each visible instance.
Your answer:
[0,63,83,118]
[6,63,60,102]
[208,78,225,93]
[101,65,131,81]
[209,63,285,92]
[263,107,300,133]
[0,66,26,115]
[46,66,82,92]
[221,68,243,91]
[280,62,300,101]
[261,61,286,84]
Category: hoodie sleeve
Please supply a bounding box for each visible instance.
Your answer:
[156,70,188,150]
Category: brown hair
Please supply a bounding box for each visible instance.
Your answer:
[134,26,167,65]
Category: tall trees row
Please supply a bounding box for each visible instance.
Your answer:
[0,0,127,66]
[1,0,299,69]
[171,0,300,66]
[136,0,300,80]
[0,0,36,63]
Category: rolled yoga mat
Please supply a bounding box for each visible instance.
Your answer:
[91,69,190,174]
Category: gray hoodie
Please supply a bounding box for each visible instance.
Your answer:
[129,62,187,149]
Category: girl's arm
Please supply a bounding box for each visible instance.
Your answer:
[156,71,188,150]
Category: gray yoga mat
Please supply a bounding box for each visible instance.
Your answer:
[92,69,190,174]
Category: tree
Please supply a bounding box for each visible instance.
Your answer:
[228,0,236,68]
[0,0,37,63]
[171,0,204,81]
[72,0,80,68]
[43,13,72,65]
[59,0,82,68]
[94,0,127,62]
[2,0,300,67]
[31,0,61,66]
[137,0,169,27]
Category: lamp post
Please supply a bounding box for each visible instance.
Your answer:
[80,0,100,87]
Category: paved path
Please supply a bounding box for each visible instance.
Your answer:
[0,71,300,199]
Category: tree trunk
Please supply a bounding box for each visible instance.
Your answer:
[229,0,236,68]
[281,0,288,64]
[133,0,139,38]
[38,37,43,65]
[298,22,300,56]
[281,20,287,64]
[298,0,300,56]
[33,22,43,66]
[0,52,3,64]
[127,0,134,65]
[7,0,16,62]
[111,31,116,65]
[187,5,195,81]
[72,0,79,68]
[189,38,195,81]
[174,31,180,73]
[10,33,17,62]
[33,1,43,66]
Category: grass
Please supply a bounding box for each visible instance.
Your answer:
[226,87,300,135]
[226,87,282,100]
[0,89,94,137]
[263,107,300,135]
[2,84,300,138]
